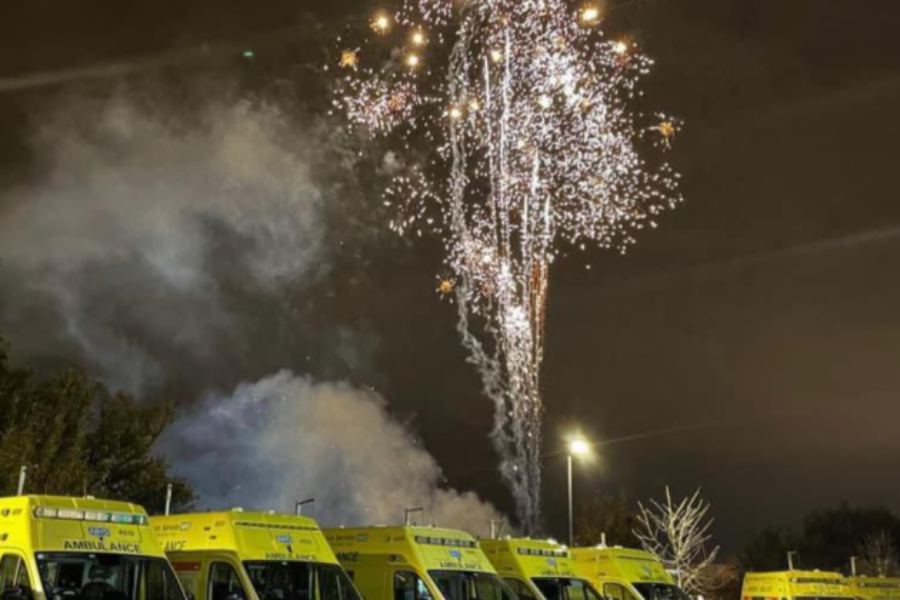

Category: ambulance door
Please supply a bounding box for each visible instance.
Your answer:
[503,579,539,600]
[207,557,252,600]
[168,555,204,600]
[0,551,34,600]
[601,582,640,600]
[392,569,435,600]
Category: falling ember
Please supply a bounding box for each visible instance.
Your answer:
[436,276,456,297]
[333,0,682,532]
[658,121,676,139]
[339,49,359,69]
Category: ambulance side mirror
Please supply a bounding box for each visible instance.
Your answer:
[186,593,196,600]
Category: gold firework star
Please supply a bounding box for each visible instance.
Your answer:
[339,49,359,69]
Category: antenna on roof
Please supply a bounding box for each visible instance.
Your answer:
[16,466,27,496]
[850,556,858,577]
[787,550,798,571]
[405,507,425,526]
[490,519,506,540]
[165,483,173,516]
[296,498,315,517]
[600,532,607,548]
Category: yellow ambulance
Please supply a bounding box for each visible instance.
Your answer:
[571,547,688,600]
[741,571,854,600]
[851,577,900,600]
[323,526,515,600]
[152,510,358,600]
[0,494,185,600]
[481,538,602,600]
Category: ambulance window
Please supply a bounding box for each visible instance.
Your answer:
[320,566,356,600]
[533,579,601,600]
[142,560,182,600]
[566,581,601,600]
[504,580,537,600]
[394,572,433,600]
[209,564,246,600]
[0,555,32,597]
[602,584,637,600]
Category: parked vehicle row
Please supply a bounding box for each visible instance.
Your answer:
[0,494,895,600]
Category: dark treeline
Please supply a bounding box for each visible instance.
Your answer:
[0,333,193,513]
[577,493,900,595]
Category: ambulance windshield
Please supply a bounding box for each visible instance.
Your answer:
[243,561,360,600]
[36,553,185,600]
[632,583,691,600]
[428,571,516,600]
[532,578,602,600]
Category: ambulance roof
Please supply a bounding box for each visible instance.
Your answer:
[324,526,496,574]
[851,577,900,587]
[0,495,164,558]
[851,576,900,600]
[571,547,674,585]
[481,538,579,580]
[152,510,339,564]
[743,570,853,598]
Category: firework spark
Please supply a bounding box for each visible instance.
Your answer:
[334,1,681,531]
[340,49,360,69]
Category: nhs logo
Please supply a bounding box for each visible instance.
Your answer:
[88,527,110,538]
[449,550,462,559]
[277,535,293,544]
[547,559,557,567]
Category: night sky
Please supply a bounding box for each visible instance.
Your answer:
[2,0,900,554]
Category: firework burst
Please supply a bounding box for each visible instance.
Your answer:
[333,0,681,532]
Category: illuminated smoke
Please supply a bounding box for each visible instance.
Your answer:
[162,370,501,536]
[0,95,324,393]
[334,0,680,530]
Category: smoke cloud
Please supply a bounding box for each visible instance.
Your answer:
[162,370,501,536]
[0,88,504,535]
[0,94,325,393]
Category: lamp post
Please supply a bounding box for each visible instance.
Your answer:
[567,437,590,546]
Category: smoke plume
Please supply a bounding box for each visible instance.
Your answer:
[162,370,501,536]
[0,89,503,534]
[0,93,325,393]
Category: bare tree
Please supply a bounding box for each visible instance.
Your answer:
[857,530,900,577]
[634,487,720,597]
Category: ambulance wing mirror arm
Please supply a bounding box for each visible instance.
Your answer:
[185,593,196,600]
[2,587,33,600]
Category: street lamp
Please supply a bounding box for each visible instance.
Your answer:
[567,436,591,546]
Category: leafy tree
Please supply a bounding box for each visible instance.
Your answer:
[0,333,194,512]
[86,392,194,512]
[575,492,641,548]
